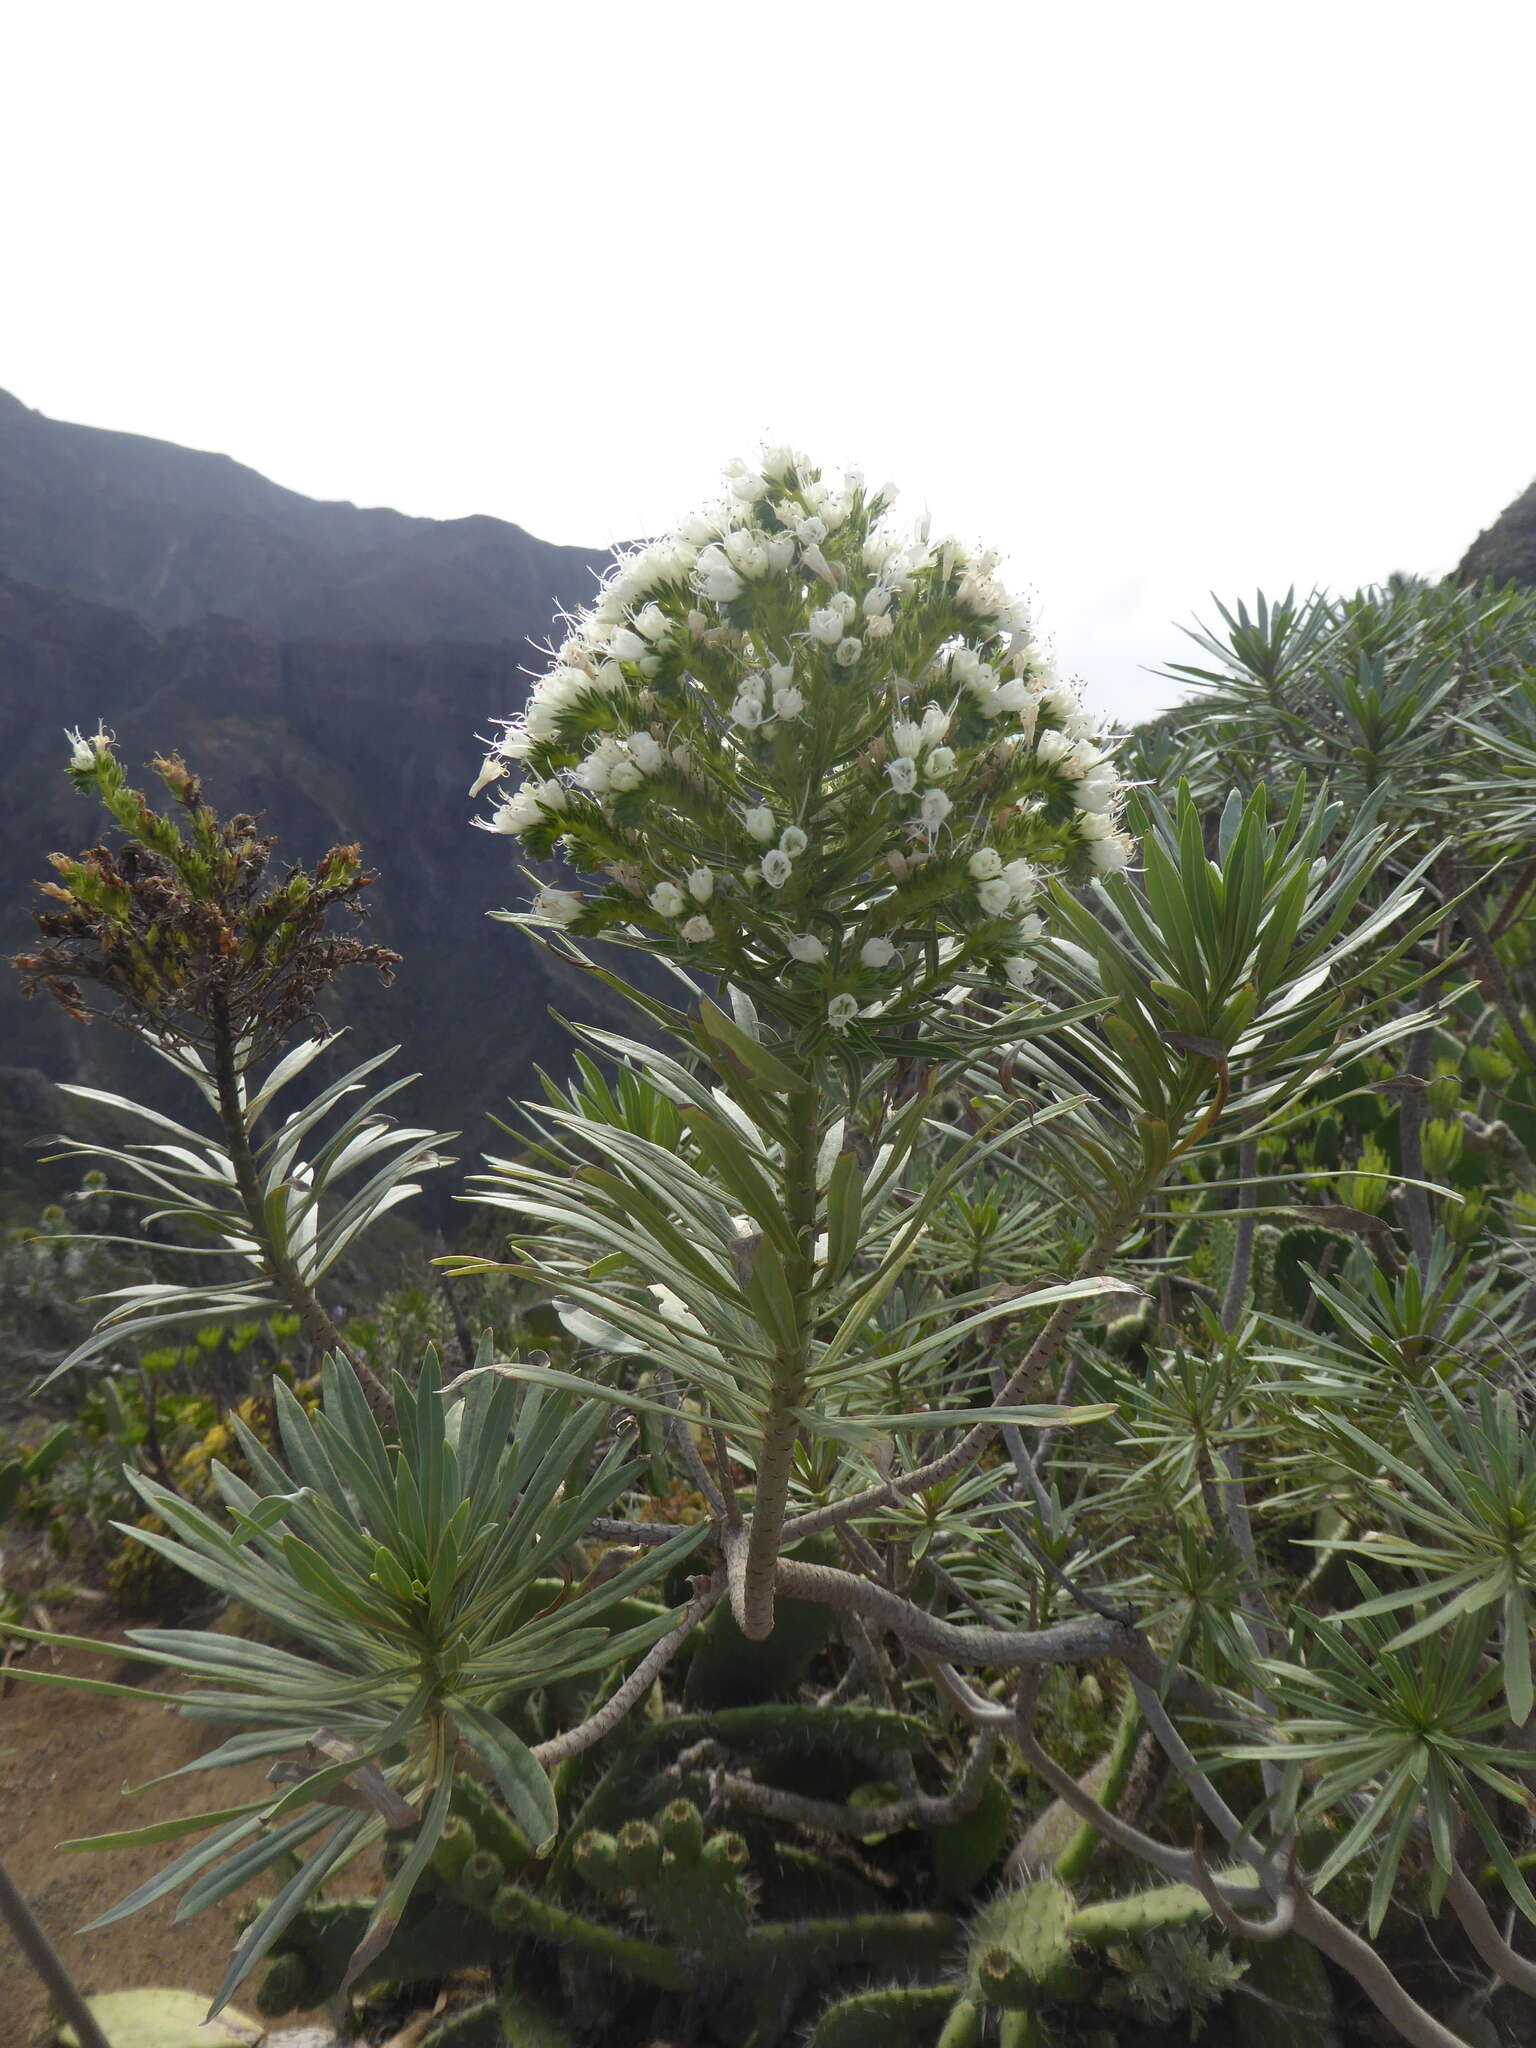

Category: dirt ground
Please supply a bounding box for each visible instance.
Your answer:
[0,1624,276,2045]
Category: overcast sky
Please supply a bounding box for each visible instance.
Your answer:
[7,0,1536,724]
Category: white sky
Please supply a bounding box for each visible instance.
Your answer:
[6,0,1536,724]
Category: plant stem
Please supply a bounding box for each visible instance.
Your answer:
[0,1853,112,2048]
[783,1225,1122,1544]
[736,1081,821,1639]
[209,999,391,1420]
[1395,1024,1435,1270]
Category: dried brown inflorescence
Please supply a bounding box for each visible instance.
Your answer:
[13,745,398,1067]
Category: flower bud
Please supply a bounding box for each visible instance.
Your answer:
[533,887,582,926]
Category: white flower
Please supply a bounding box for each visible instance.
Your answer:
[694,545,744,603]
[1034,728,1074,768]
[1014,913,1045,943]
[728,469,769,502]
[468,754,507,799]
[1003,858,1040,902]
[920,704,951,744]
[650,881,687,917]
[891,719,923,759]
[488,715,531,761]
[743,805,777,843]
[760,443,800,479]
[1075,767,1119,813]
[887,758,919,796]
[608,758,643,793]
[808,606,844,645]
[795,513,828,543]
[864,614,894,641]
[860,937,896,969]
[608,627,648,664]
[994,678,1030,714]
[627,730,666,775]
[764,532,796,574]
[573,734,626,795]
[863,586,893,618]
[788,933,827,964]
[772,684,805,720]
[969,847,1003,880]
[829,590,857,622]
[827,993,860,1032]
[724,528,770,577]
[533,886,582,925]
[732,692,768,730]
[761,849,794,888]
[863,529,902,571]
[477,778,567,836]
[779,825,808,857]
[1004,955,1037,990]
[768,661,796,690]
[925,745,956,779]
[681,915,714,942]
[1090,834,1133,874]
[66,725,115,770]
[977,877,1014,916]
[634,602,671,643]
[919,788,952,829]
[1077,810,1116,841]
[688,867,715,902]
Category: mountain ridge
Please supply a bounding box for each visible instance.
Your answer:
[0,390,620,1195]
[0,386,609,642]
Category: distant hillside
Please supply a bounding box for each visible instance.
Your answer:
[0,391,621,1189]
[1458,475,1536,588]
[0,387,608,641]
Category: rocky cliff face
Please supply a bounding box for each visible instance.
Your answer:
[1456,476,1536,587]
[0,392,621,1187]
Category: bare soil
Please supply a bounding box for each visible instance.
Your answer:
[0,1621,273,2045]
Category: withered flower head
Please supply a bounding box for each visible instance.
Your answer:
[12,735,399,1067]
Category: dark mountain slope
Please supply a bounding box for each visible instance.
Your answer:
[0,571,627,1171]
[0,387,608,641]
[0,390,628,1184]
[1456,475,1536,587]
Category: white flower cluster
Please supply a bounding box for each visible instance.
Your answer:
[473,449,1132,1035]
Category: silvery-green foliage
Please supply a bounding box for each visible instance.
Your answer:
[39,1033,452,1380]
[7,1350,704,2010]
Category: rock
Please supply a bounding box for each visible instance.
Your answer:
[56,1987,262,2046]
[1457,474,1536,588]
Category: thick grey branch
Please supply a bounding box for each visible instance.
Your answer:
[531,1578,721,1767]
[1443,1864,1536,1999]
[719,1729,998,1838]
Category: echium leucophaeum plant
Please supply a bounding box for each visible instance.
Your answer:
[467,449,1133,1640]
[472,447,1131,1014]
